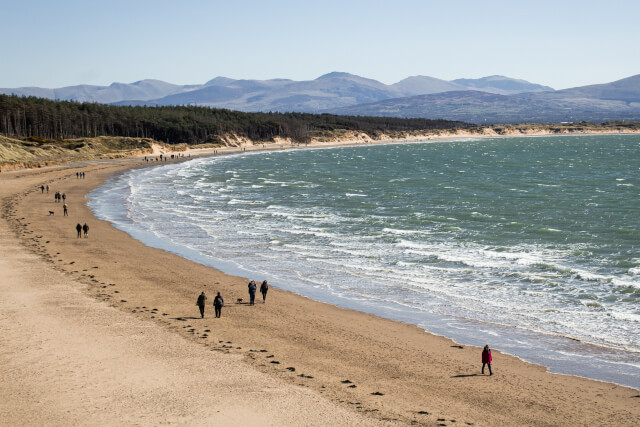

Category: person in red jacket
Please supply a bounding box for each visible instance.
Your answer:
[482,344,493,375]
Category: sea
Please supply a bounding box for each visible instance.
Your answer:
[88,134,640,390]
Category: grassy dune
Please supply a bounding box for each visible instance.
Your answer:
[0,136,158,170]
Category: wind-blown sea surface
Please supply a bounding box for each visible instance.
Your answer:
[89,135,640,389]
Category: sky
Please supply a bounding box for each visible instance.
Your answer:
[1,0,639,90]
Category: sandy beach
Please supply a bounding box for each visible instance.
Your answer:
[1,146,639,426]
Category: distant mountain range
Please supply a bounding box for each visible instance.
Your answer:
[3,72,640,124]
[331,74,640,124]
[0,72,551,111]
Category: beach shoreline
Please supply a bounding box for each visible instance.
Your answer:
[2,136,640,426]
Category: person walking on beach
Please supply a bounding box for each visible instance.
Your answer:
[196,292,207,318]
[76,223,82,238]
[248,280,257,306]
[63,203,68,216]
[82,223,89,238]
[46,185,49,194]
[482,344,493,376]
[260,280,269,303]
[40,185,44,193]
[214,292,224,318]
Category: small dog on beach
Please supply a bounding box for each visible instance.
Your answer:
[48,211,55,215]
[237,298,243,304]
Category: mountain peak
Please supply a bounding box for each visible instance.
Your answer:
[316,72,361,80]
[205,77,236,86]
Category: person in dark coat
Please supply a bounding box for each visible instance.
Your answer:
[196,292,207,318]
[482,344,493,375]
[248,280,257,305]
[82,223,89,237]
[76,223,82,238]
[260,280,269,303]
[213,292,224,318]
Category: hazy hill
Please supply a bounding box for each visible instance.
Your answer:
[392,76,465,96]
[392,75,552,96]
[550,74,640,102]
[451,75,553,95]
[0,79,186,103]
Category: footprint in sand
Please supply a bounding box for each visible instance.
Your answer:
[341,380,352,384]
[286,367,296,372]
[371,391,384,396]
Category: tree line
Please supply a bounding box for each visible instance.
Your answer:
[0,94,470,144]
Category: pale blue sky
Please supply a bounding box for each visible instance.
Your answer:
[1,0,639,90]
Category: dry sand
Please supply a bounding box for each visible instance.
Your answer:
[1,147,639,426]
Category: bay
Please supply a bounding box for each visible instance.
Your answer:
[89,135,640,389]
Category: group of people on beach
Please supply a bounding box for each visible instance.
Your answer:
[76,223,89,238]
[196,291,224,318]
[53,191,66,203]
[143,153,191,163]
[248,280,269,305]
[75,171,85,179]
[195,279,269,319]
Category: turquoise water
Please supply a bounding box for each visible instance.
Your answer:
[89,135,640,389]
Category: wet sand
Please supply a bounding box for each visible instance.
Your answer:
[1,152,639,426]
